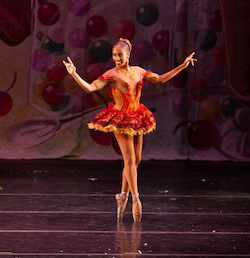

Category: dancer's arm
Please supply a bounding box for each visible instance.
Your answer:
[63,57,97,93]
[158,52,197,84]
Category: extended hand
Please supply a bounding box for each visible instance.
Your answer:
[183,52,197,68]
[63,56,76,75]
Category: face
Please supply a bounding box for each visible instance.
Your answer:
[112,44,130,68]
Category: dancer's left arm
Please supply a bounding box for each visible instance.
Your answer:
[157,52,197,84]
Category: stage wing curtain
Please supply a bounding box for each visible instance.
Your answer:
[0,0,249,161]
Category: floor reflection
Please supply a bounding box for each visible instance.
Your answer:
[115,220,142,256]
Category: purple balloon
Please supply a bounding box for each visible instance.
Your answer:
[30,49,52,71]
[69,93,88,114]
[173,96,191,117]
[203,63,225,85]
[131,40,154,63]
[69,27,90,49]
[69,0,90,16]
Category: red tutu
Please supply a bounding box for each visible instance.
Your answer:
[88,103,156,136]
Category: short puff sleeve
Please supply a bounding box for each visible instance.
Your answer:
[143,70,159,84]
[92,72,113,90]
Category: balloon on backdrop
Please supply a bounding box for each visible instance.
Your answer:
[194,29,217,51]
[173,96,191,117]
[132,40,154,63]
[90,40,112,63]
[49,22,69,44]
[211,45,225,66]
[153,30,170,54]
[198,97,221,121]
[113,20,136,41]
[38,2,60,25]
[42,82,65,106]
[69,27,90,49]
[187,120,219,150]
[68,0,90,16]
[203,63,225,85]
[46,59,67,82]
[30,49,52,71]
[136,3,159,26]
[86,15,108,38]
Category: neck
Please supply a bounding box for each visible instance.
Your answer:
[117,63,130,71]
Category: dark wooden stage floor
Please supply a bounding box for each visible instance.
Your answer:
[0,160,249,257]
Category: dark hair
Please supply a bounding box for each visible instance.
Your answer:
[114,38,132,53]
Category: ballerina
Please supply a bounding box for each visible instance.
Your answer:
[63,38,197,221]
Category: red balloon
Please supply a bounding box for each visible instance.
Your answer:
[189,79,209,102]
[38,3,60,26]
[42,82,65,106]
[153,30,170,53]
[46,59,67,82]
[113,20,136,40]
[187,120,219,150]
[0,92,12,116]
[89,130,113,145]
[86,16,107,38]
[173,69,188,88]
[212,45,225,66]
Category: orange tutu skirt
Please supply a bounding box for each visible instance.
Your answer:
[88,103,156,136]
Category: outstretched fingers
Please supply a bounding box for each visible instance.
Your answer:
[67,56,74,65]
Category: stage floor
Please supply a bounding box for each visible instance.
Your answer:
[0,160,249,257]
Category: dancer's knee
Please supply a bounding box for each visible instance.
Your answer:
[124,155,136,167]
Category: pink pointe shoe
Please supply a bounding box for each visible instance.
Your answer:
[132,193,142,222]
[115,192,129,219]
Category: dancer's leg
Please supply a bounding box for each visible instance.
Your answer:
[114,133,142,220]
[134,134,143,167]
[120,134,143,193]
[114,133,138,194]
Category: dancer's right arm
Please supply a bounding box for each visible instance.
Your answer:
[63,57,97,93]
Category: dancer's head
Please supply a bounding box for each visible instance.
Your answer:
[112,38,132,68]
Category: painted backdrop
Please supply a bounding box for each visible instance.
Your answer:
[0,0,249,161]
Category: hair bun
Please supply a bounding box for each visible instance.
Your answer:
[119,38,132,51]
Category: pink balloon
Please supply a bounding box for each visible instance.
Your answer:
[69,93,88,114]
[70,48,88,69]
[49,22,69,44]
[203,63,225,85]
[173,96,191,117]
[132,40,154,63]
[69,27,90,49]
[30,49,52,71]
[84,63,103,83]
[69,0,90,16]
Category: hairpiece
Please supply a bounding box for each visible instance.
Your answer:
[119,38,132,52]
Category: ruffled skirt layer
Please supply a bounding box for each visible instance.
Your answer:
[88,103,156,136]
